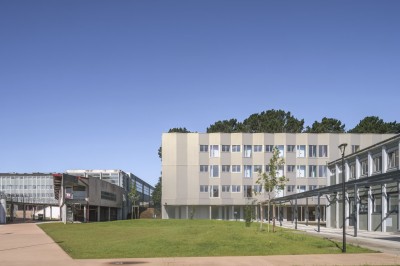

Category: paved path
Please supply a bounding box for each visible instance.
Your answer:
[1,222,400,266]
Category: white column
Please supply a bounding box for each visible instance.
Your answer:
[209,205,212,220]
[231,206,235,220]
[336,193,340,228]
[368,152,373,176]
[84,205,87,222]
[356,156,360,179]
[186,206,189,219]
[356,187,360,231]
[368,187,372,231]
[382,184,387,232]
[398,182,400,231]
[97,206,100,221]
[345,191,350,228]
[382,146,388,174]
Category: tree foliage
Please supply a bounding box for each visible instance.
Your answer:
[242,109,304,133]
[207,119,243,133]
[256,147,288,232]
[305,117,346,133]
[152,176,162,210]
[348,116,400,133]
[128,181,140,219]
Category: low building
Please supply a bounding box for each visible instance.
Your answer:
[327,134,400,232]
[53,173,125,223]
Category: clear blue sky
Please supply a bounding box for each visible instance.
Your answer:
[1,1,399,185]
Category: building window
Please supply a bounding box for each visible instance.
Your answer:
[200,145,208,152]
[373,194,382,213]
[308,145,317,158]
[319,145,328,157]
[296,165,306,178]
[276,145,284,157]
[243,185,252,198]
[209,165,219,178]
[210,185,219,198]
[254,185,262,193]
[388,149,399,170]
[265,145,274,152]
[200,165,208,172]
[318,165,327,177]
[349,164,356,179]
[222,165,230,172]
[232,185,241,192]
[265,165,270,172]
[361,160,368,176]
[210,145,220,157]
[287,185,295,192]
[296,145,306,157]
[222,185,230,192]
[277,165,284,177]
[388,193,399,213]
[254,165,262,173]
[287,165,295,173]
[200,185,209,192]
[297,185,306,193]
[352,145,360,153]
[372,156,382,173]
[244,165,252,178]
[309,185,317,191]
[309,165,317,178]
[232,165,241,173]
[254,145,262,152]
[243,145,252,158]
[222,145,230,152]
[232,145,241,152]
[359,195,368,213]
[287,145,295,152]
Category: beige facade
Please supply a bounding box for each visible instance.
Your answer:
[162,133,395,220]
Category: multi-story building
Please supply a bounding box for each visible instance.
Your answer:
[0,173,59,220]
[161,133,395,220]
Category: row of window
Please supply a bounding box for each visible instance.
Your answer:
[200,184,326,198]
[2,192,55,198]
[346,149,399,179]
[200,164,328,178]
[201,144,330,158]
[0,185,53,190]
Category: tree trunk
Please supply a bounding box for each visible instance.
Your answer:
[267,201,270,233]
[259,203,263,231]
[272,203,276,233]
[131,206,133,219]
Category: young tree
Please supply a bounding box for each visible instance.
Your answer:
[256,147,288,232]
[128,181,140,219]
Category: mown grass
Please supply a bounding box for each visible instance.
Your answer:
[39,220,373,259]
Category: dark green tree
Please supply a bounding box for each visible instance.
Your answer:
[128,182,140,219]
[158,127,191,159]
[207,119,244,133]
[348,116,400,133]
[242,109,304,133]
[152,176,162,211]
[305,117,346,133]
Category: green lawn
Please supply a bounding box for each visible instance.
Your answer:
[39,220,372,259]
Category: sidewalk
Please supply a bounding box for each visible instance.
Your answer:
[1,222,399,266]
[279,221,400,256]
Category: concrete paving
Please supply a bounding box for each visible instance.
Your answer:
[1,222,400,266]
